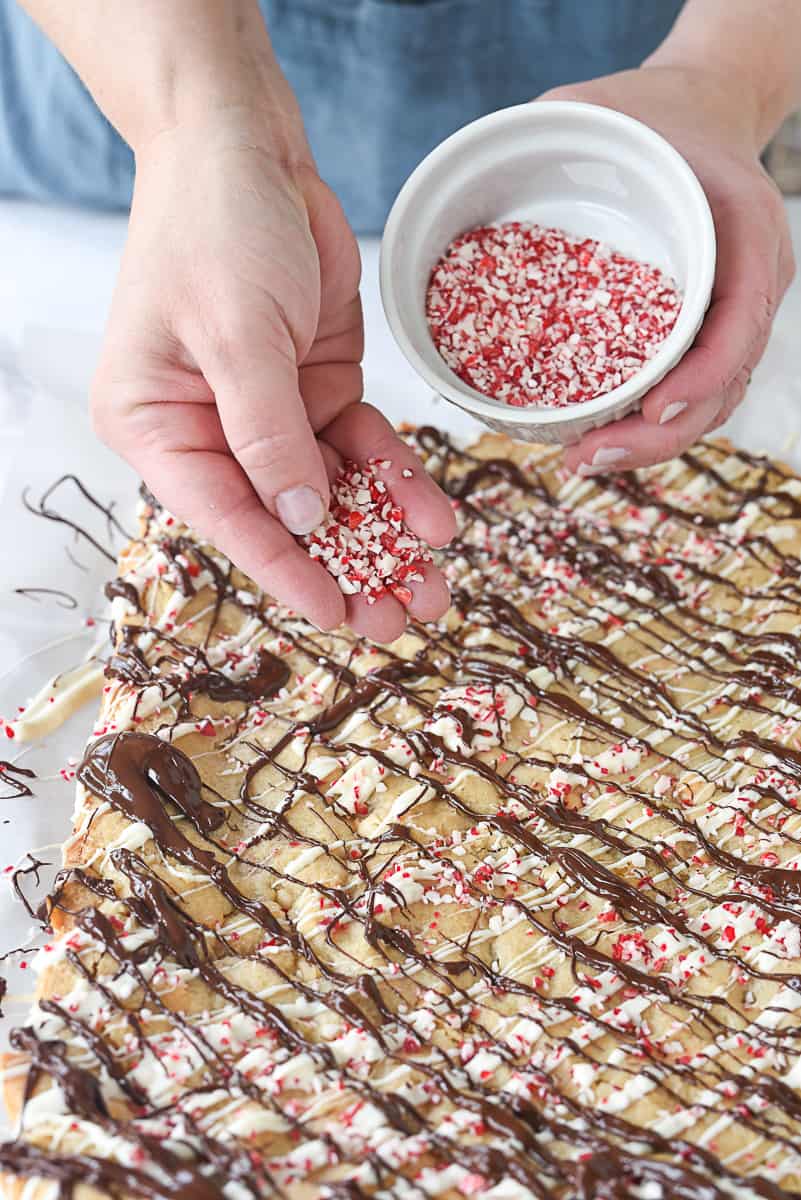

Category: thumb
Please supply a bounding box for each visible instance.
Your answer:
[203,306,331,536]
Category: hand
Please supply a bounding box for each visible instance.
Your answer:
[538,67,795,475]
[92,109,455,642]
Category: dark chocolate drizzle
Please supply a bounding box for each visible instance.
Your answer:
[183,648,290,704]
[13,588,78,611]
[11,854,50,921]
[22,474,131,564]
[104,578,142,613]
[77,731,225,842]
[0,760,36,801]
[4,430,801,1198]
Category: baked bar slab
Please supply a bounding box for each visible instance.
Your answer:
[3,427,801,1199]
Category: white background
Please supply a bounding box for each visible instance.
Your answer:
[0,197,800,1119]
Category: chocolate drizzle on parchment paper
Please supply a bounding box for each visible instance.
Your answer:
[0,762,36,801]
[21,474,132,568]
[3,429,801,1197]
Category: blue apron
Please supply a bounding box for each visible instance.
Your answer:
[0,0,684,233]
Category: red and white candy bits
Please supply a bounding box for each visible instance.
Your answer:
[301,460,432,605]
[427,221,682,409]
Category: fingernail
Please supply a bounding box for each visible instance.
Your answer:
[276,485,325,535]
[591,446,630,468]
[576,446,630,477]
[659,401,687,425]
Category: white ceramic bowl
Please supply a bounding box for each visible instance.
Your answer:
[380,101,716,445]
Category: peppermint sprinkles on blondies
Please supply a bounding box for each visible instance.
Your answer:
[427,220,682,408]
[301,458,432,604]
[6,429,801,1197]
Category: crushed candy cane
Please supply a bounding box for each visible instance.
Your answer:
[427,220,682,409]
[301,459,431,604]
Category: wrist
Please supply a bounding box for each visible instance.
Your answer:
[131,88,312,174]
[644,0,801,151]
[109,2,307,160]
[641,54,772,153]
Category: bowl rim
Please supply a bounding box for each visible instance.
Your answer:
[379,100,717,428]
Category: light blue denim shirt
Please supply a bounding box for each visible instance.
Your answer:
[0,0,684,233]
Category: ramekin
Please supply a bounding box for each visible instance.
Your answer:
[380,101,716,444]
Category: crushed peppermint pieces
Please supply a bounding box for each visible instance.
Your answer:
[426,221,682,409]
[301,459,432,604]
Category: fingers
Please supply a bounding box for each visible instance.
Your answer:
[345,564,451,644]
[300,359,364,432]
[120,393,453,642]
[704,365,753,435]
[567,180,787,475]
[565,390,723,475]
[403,565,451,623]
[318,439,345,484]
[643,185,780,421]
[778,227,797,298]
[105,396,452,639]
[322,403,458,549]
[347,595,408,644]
[317,417,453,638]
[202,304,332,536]
[129,408,345,631]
